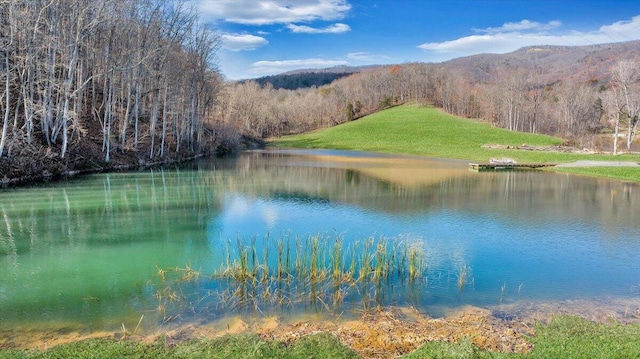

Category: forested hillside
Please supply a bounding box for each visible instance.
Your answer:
[250,72,352,90]
[217,41,639,153]
[0,0,234,186]
[248,65,381,90]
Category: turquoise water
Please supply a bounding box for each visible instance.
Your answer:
[1,149,639,334]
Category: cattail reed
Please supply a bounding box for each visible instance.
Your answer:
[157,234,428,319]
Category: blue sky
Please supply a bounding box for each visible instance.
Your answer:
[192,0,640,80]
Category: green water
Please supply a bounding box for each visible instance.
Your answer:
[0,169,220,331]
[1,149,639,336]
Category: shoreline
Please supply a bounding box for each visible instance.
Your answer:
[2,296,639,356]
[0,153,209,189]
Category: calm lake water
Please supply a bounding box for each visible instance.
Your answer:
[1,149,639,335]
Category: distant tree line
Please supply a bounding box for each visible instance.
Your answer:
[250,72,352,90]
[217,56,639,153]
[0,0,224,167]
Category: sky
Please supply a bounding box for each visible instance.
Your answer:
[191,0,640,80]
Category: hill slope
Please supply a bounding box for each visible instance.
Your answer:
[273,105,563,161]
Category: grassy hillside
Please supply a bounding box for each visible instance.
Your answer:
[272,104,640,181]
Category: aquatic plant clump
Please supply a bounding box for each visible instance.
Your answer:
[154,235,426,321]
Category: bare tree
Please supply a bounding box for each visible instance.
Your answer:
[0,0,223,167]
[604,88,623,155]
[611,60,640,151]
[0,1,14,159]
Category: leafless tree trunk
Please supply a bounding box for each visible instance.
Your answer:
[611,60,639,150]
[0,49,10,159]
[0,1,13,159]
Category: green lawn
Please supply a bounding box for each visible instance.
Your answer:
[0,333,359,359]
[404,316,640,359]
[272,104,640,182]
[552,166,640,183]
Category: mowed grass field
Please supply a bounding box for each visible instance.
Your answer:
[272,104,640,182]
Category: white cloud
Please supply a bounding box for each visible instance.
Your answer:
[419,33,528,55]
[194,0,350,25]
[250,58,349,75]
[287,23,350,34]
[418,15,640,60]
[475,20,562,34]
[347,52,391,62]
[600,15,640,38]
[221,33,268,51]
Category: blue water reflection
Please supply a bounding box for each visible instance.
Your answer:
[200,149,640,315]
[0,149,639,332]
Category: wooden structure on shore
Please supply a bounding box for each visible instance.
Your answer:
[469,162,556,171]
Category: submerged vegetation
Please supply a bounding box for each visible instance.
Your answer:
[154,235,426,322]
[457,265,472,293]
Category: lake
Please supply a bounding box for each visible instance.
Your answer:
[1,149,639,341]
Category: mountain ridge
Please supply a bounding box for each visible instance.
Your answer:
[253,40,640,89]
[441,40,640,84]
